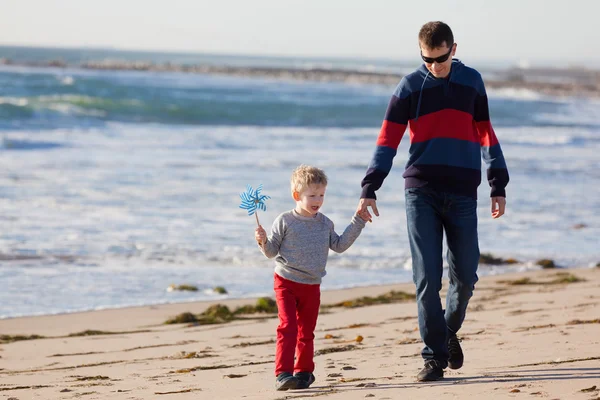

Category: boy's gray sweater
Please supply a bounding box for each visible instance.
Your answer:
[260,210,366,284]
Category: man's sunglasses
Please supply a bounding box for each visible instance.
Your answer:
[420,45,453,64]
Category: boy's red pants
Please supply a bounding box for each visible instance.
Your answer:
[273,273,321,376]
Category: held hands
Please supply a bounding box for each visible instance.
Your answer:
[356,198,379,222]
[491,196,506,219]
[255,225,267,246]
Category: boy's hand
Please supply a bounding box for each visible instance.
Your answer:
[255,225,267,245]
[356,198,379,222]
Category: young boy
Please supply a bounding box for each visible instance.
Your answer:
[255,165,367,391]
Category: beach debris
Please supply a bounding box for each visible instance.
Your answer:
[510,355,600,368]
[223,374,247,378]
[167,284,198,292]
[165,297,278,325]
[580,385,597,392]
[171,360,271,374]
[255,297,277,313]
[165,312,199,324]
[67,329,150,337]
[155,388,201,395]
[201,304,235,323]
[397,338,421,345]
[572,223,588,229]
[239,184,270,226]
[567,319,600,325]
[342,366,357,370]
[0,334,45,344]
[479,253,519,265]
[0,385,51,391]
[74,376,110,381]
[322,290,414,310]
[499,273,585,286]
[512,324,556,332]
[324,334,340,339]
[536,259,556,269]
[231,339,275,348]
[357,383,377,387]
[170,350,215,359]
[315,344,358,356]
[323,323,370,331]
[213,286,227,294]
[233,297,277,315]
[550,273,585,283]
[332,335,365,345]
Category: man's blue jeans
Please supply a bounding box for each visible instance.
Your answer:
[405,187,480,366]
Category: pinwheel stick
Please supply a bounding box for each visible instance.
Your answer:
[255,212,260,226]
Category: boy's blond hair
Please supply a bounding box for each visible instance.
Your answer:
[290,165,328,195]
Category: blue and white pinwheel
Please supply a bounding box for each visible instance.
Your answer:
[239,184,270,225]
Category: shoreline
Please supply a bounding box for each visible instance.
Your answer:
[1,267,599,399]
[2,58,600,98]
[1,262,594,322]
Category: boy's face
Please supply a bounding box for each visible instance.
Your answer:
[294,184,326,217]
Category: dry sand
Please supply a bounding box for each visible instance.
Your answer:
[1,267,599,399]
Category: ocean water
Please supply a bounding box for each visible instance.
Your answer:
[0,49,598,319]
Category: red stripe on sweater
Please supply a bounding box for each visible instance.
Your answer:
[475,121,499,147]
[408,109,480,144]
[376,120,406,149]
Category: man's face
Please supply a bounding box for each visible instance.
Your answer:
[420,41,456,78]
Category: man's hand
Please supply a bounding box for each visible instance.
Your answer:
[255,225,267,245]
[356,198,379,222]
[491,196,506,219]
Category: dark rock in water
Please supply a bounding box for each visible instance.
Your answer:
[572,223,588,229]
[168,284,198,291]
[536,259,556,269]
[479,253,519,265]
[213,286,228,294]
[596,262,600,268]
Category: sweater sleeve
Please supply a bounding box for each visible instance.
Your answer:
[259,214,286,258]
[473,74,510,197]
[328,214,366,253]
[361,77,410,199]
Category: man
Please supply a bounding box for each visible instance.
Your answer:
[356,21,509,381]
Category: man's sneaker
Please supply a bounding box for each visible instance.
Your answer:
[448,335,464,370]
[294,372,315,389]
[416,360,445,382]
[275,372,299,391]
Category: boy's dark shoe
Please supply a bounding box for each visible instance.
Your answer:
[275,372,299,391]
[416,360,445,382]
[294,372,315,389]
[448,335,464,370]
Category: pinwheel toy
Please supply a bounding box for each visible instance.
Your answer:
[239,184,271,226]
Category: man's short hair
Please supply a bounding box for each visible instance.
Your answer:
[418,21,454,49]
[290,165,328,195]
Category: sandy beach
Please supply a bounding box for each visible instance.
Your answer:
[1,267,599,400]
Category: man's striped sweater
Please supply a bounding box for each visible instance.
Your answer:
[361,59,509,200]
